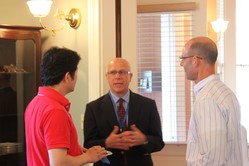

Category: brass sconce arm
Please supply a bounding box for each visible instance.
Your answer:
[27,0,81,36]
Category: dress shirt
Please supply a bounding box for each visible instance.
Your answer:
[186,74,243,166]
[109,90,130,111]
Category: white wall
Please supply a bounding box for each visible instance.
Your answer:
[38,0,89,144]
[224,0,236,92]
[122,0,138,93]
[1,0,33,25]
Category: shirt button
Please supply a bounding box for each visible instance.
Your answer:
[121,151,125,154]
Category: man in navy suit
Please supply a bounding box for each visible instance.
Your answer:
[84,58,164,166]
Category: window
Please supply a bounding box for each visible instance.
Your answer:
[236,0,249,140]
[137,8,194,143]
[215,0,249,141]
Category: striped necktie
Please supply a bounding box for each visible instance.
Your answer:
[117,98,125,123]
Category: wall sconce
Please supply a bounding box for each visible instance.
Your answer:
[27,0,81,36]
[211,19,229,33]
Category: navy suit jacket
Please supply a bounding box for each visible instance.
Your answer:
[84,91,164,166]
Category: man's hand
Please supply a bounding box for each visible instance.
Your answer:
[121,124,148,147]
[105,125,130,150]
[84,146,107,163]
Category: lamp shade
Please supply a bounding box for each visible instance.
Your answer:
[27,0,53,17]
[211,19,229,33]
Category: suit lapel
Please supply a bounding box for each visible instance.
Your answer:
[128,91,141,126]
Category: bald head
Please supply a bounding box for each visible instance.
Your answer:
[105,57,132,97]
[186,36,218,65]
[107,58,131,73]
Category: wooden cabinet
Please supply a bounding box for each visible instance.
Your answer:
[0,25,42,166]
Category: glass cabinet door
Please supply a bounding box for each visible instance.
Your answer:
[0,25,41,166]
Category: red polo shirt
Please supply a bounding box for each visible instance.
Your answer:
[25,87,81,166]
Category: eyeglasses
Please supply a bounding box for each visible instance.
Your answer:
[178,55,202,61]
[107,70,132,76]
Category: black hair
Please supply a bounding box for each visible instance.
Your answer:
[41,47,81,86]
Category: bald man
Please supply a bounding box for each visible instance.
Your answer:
[84,58,164,166]
[180,37,242,165]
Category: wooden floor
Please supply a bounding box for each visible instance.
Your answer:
[152,144,187,166]
[86,144,187,166]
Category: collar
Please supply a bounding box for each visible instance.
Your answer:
[109,90,130,104]
[37,86,71,112]
[194,74,220,96]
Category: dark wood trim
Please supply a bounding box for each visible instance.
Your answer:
[115,0,121,57]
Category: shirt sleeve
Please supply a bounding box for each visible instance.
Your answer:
[43,108,71,150]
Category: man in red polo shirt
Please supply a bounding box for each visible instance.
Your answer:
[25,47,107,166]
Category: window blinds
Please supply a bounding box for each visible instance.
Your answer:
[137,12,193,143]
